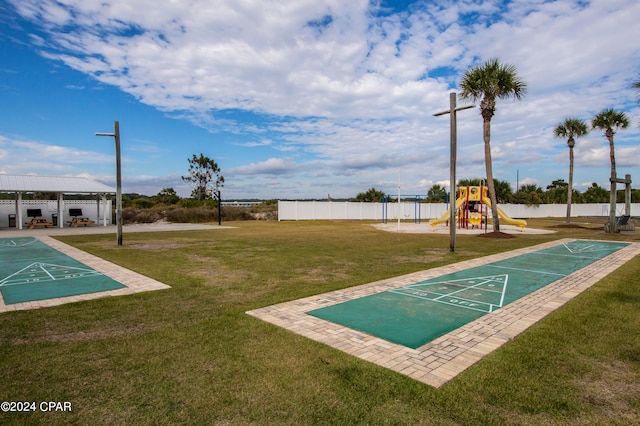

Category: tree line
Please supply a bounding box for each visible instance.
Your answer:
[355,180,639,206]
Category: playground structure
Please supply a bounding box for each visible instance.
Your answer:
[381,194,448,224]
[429,186,527,231]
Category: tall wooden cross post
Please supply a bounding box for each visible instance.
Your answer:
[433,93,474,252]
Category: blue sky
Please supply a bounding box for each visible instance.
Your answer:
[1,0,639,200]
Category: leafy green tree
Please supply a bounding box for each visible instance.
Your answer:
[582,182,609,203]
[354,187,385,202]
[592,109,630,232]
[32,192,57,200]
[425,184,448,203]
[155,187,180,205]
[459,58,527,231]
[633,75,640,127]
[545,179,569,204]
[513,184,544,206]
[493,179,514,204]
[554,118,589,223]
[182,154,224,201]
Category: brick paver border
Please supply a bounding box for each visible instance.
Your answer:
[0,236,170,313]
[247,239,640,388]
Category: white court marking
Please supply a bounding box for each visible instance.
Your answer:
[0,239,38,248]
[389,274,508,313]
[563,241,622,254]
[0,262,103,287]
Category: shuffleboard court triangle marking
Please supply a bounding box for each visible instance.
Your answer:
[0,262,102,287]
[0,238,38,248]
[562,241,623,254]
[389,274,509,313]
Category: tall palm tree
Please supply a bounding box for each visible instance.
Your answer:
[591,108,629,232]
[459,58,527,232]
[553,118,589,224]
[634,76,640,125]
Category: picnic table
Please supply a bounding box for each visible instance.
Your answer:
[25,209,53,229]
[67,217,95,227]
[66,208,95,227]
[26,218,54,229]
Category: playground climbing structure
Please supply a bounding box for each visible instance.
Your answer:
[429,186,527,231]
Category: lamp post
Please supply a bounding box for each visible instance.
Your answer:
[433,93,474,252]
[215,182,222,226]
[96,121,123,246]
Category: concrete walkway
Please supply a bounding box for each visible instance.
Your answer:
[372,222,556,234]
[247,239,640,388]
[0,222,233,238]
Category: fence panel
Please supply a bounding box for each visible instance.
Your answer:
[278,201,639,221]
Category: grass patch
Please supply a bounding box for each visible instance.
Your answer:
[0,220,638,424]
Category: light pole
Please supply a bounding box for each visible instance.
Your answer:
[96,120,123,246]
[215,181,222,226]
[433,92,474,252]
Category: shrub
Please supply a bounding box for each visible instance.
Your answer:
[122,207,162,223]
[120,202,278,223]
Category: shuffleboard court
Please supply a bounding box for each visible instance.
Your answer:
[0,237,126,304]
[307,240,630,348]
[247,238,640,387]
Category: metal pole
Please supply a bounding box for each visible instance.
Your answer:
[449,93,457,252]
[96,121,123,246]
[114,121,122,246]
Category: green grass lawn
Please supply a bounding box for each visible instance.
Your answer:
[1,219,639,425]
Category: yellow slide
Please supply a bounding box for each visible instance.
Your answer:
[481,197,527,229]
[429,197,466,228]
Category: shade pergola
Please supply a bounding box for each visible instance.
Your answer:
[0,175,116,229]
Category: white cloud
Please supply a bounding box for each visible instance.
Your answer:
[0,135,113,175]
[5,0,640,198]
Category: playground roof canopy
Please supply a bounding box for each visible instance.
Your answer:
[0,174,115,194]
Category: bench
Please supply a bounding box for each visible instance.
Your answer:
[66,208,95,227]
[616,214,630,226]
[25,209,53,229]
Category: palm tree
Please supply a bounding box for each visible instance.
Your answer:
[634,76,640,125]
[553,118,589,224]
[459,58,527,232]
[591,108,630,232]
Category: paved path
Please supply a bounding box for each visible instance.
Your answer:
[0,222,232,238]
[247,238,640,388]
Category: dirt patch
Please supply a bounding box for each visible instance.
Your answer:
[186,254,251,286]
[292,265,353,283]
[573,360,640,423]
[6,324,158,345]
[477,231,515,239]
[128,241,183,250]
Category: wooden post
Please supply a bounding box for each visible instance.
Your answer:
[433,93,474,252]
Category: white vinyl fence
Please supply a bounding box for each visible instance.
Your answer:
[278,201,639,221]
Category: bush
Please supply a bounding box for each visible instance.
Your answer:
[165,207,217,223]
[120,202,278,224]
[122,207,162,223]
